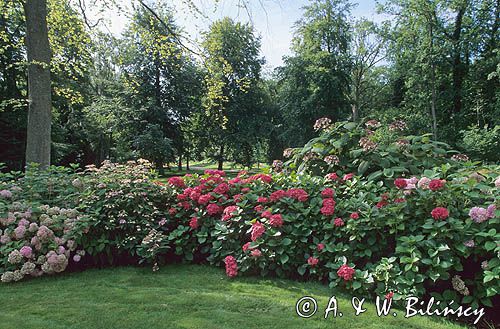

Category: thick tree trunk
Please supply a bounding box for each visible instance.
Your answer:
[177,154,182,171]
[186,153,190,171]
[23,0,52,168]
[218,144,224,170]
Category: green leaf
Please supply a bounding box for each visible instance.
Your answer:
[280,254,289,264]
[485,241,496,251]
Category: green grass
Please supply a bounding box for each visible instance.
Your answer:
[0,264,464,329]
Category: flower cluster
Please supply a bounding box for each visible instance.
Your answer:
[337,264,355,281]
[224,256,238,277]
[359,137,378,152]
[324,155,339,165]
[313,117,332,131]
[388,119,407,132]
[469,205,496,223]
[0,203,83,283]
[431,207,449,220]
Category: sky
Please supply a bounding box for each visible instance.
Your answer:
[88,0,386,71]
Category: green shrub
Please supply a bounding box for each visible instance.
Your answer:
[283,119,467,182]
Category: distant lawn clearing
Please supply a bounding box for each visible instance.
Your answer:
[0,265,464,329]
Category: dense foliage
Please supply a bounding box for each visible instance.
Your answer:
[1,160,498,314]
[283,118,467,181]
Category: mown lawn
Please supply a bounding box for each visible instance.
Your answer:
[0,264,464,329]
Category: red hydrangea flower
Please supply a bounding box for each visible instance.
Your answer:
[206,203,223,216]
[431,207,449,220]
[177,193,188,201]
[168,176,185,188]
[250,249,262,257]
[241,187,251,193]
[429,179,445,191]
[254,205,264,213]
[257,197,268,203]
[317,243,325,251]
[205,169,226,176]
[224,256,238,277]
[168,208,177,216]
[214,183,230,195]
[261,210,272,219]
[325,173,339,181]
[249,174,273,184]
[394,198,406,203]
[198,194,213,205]
[385,291,394,300]
[228,177,241,185]
[343,173,354,181]
[251,222,266,241]
[233,194,243,202]
[242,242,252,251]
[307,256,319,267]
[394,178,407,189]
[180,202,191,211]
[286,188,309,202]
[269,214,284,227]
[321,198,336,216]
[334,217,344,227]
[350,212,359,220]
[376,200,388,208]
[337,264,355,281]
[222,206,239,221]
[189,217,199,229]
[270,190,287,202]
[189,191,201,201]
[321,188,335,198]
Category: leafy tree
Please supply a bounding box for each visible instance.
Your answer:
[275,0,352,147]
[201,17,265,169]
[119,4,200,173]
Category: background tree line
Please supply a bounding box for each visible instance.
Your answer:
[1,0,499,172]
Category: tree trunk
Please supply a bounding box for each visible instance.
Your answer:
[351,103,358,122]
[186,153,190,171]
[177,154,182,171]
[156,160,164,176]
[23,0,52,168]
[451,4,466,114]
[218,144,224,170]
[429,19,438,140]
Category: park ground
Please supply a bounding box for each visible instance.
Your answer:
[0,264,464,329]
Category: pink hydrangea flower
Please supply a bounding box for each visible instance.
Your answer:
[20,246,33,258]
[333,217,344,227]
[307,257,319,267]
[250,249,262,257]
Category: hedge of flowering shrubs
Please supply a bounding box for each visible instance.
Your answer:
[0,158,498,313]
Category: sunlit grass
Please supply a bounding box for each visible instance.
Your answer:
[0,264,464,329]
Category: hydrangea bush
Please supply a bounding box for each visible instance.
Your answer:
[283,119,469,181]
[0,157,498,314]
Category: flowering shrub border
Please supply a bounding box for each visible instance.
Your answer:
[0,161,499,314]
